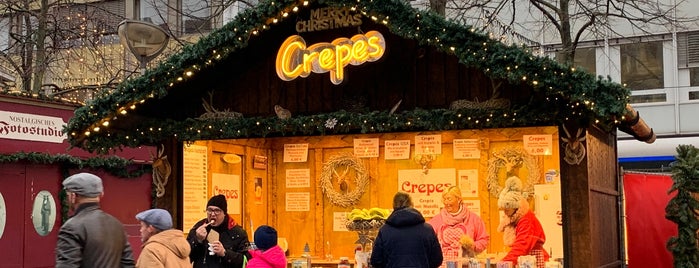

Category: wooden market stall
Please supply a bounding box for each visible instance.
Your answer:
[65,0,655,267]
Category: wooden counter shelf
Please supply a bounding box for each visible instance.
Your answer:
[286,258,356,268]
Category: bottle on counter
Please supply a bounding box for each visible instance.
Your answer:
[302,242,312,268]
[338,257,351,268]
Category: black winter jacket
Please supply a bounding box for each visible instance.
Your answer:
[187,215,251,268]
[370,207,443,268]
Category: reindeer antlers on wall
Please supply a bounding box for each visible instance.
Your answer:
[151,144,172,198]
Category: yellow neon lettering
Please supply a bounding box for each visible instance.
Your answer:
[276,36,307,80]
[276,31,385,84]
[302,52,319,75]
[351,39,368,63]
[334,44,352,84]
[366,35,384,59]
[318,48,335,70]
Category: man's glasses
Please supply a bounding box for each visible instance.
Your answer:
[206,208,223,215]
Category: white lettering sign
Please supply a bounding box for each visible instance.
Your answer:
[523,134,553,155]
[453,139,480,159]
[415,134,442,155]
[354,138,379,158]
[284,143,309,162]
[384,140,411,160]
[212,173,242,214]
[0,111,66,143]
[397,168,455,217]
[286,169,311,188]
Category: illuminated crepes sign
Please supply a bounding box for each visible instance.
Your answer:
[275,31,385,85]
[0,111,67,143]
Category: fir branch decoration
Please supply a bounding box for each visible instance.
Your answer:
[0,152,150,178]
[0,152,150,225]
[666,144,699,267]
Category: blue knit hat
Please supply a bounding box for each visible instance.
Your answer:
[136,209,173,230]
[254,225,278,250]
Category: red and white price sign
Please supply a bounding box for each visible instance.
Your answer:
[523,135,552,155]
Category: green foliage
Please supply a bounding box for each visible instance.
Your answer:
[0,151,151,224]
[64,0,631,153]
[0,152,150,178]
[666,145,699,267]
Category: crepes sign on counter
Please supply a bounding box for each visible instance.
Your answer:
[398,168,456,217]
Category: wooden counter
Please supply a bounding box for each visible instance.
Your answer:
[287,258,356,268]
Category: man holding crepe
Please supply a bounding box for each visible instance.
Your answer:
[187,195,251,268]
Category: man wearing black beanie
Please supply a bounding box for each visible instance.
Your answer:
[187,194,251,268]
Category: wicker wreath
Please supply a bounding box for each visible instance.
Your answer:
[486,147,539,198]
[320,154,370,208]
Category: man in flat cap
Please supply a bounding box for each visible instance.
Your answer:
[55,172,135,268]
[135,208,191,267]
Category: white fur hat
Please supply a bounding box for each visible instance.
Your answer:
[498,176,523,209]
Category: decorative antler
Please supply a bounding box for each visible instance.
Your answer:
[151,144,171,198]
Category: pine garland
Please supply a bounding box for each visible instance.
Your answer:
[0,152,150,178]
[666,144,699,267]
[0,152,151,225]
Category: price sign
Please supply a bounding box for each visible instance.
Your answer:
[523,135,552,155]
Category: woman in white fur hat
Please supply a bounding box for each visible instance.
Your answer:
[497,176,549,268]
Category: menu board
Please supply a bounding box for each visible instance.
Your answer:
[354,138,379,158]
[182,144,208,230]
[415,135,442,154]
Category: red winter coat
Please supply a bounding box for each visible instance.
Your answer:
[501,210,550,266]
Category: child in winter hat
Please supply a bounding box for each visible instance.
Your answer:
[254,225,278,251]
[246,225,287,268]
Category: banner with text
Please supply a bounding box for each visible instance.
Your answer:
[397,168,455,217]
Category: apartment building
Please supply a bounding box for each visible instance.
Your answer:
[408,0,699,170]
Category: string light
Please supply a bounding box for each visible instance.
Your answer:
[61,0,632,153]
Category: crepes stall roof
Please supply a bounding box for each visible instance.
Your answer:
[64,0,650,153]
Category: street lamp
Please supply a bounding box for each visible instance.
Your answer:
[117,19,170,73]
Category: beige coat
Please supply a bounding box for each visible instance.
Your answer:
[137,229,192,268]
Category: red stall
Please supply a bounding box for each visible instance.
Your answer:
[0,94,154,267]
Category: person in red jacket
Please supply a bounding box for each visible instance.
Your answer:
[497,177,549,268]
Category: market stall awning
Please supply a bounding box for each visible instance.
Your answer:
[64,0,653,153]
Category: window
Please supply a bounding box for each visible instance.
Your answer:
[182,0,211,34]
[621,41,664,90]
[139,0,168,27]
[629,94,667,103]
[690,68,699,101]
[0,17,9,51]
[677,31,699,68]
[556,47,596,75]
[691,67,699,87]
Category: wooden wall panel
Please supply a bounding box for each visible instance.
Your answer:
[139,21,525,121]
[205,127,560,260]
[586,126,623,267]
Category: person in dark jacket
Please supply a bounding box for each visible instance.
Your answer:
[55,172,135,268]
[370,192,443,268]
[187,194,251,268]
